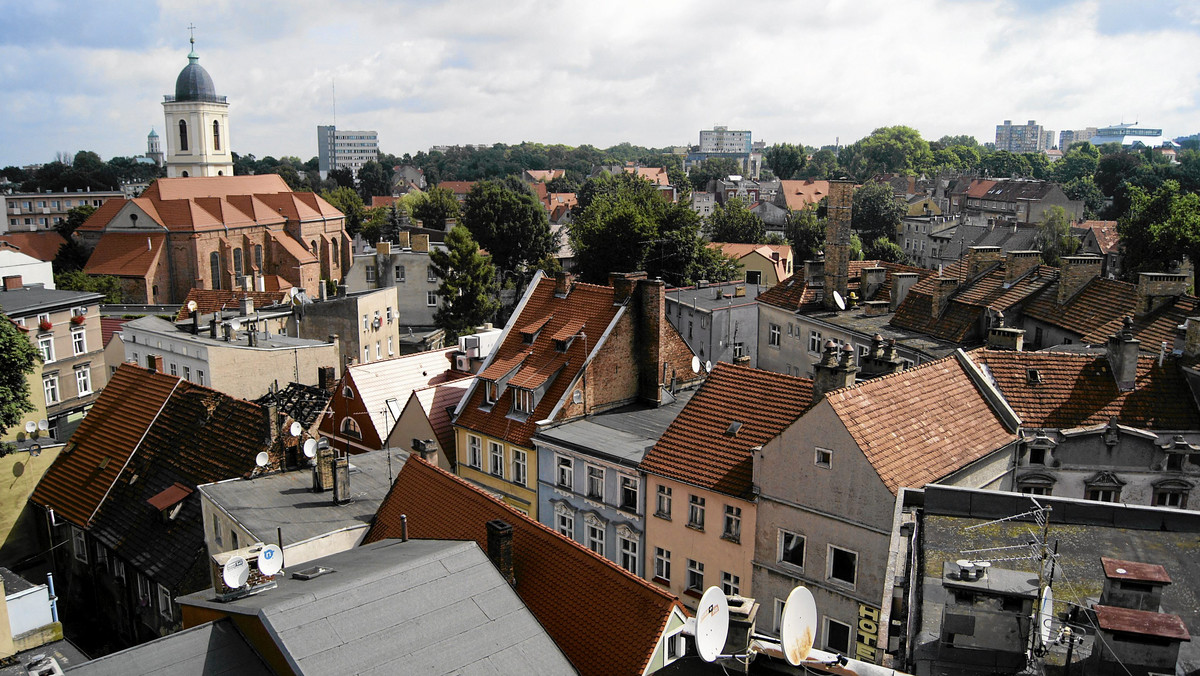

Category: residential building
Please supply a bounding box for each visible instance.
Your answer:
[316,125,379,178]
[773,179,831,212]
[666,280,760,367]
[689,191,715,217]
[452,271,699,519]
[902,216,1041,270]
[591,163,677,202]
[0,249,53,289]
[295,286,406,368]
[389,378,472,471]
[750,200,789,233]
[700,126,752,154]
[121,313,340,401]
[707,242,792,287]
[28,362,285,647]
[995,119,1053,153]
[1059,126,1099,149]
[957,178,1083,225]
[2,190,122,233]
[0,567,79,667]
[77,175,348,303]
[522,168,565,183]
[710,176,764,205]
[0,275,105,439]
[364,457,689,676]
[1077,219,1122,277]
[642,363,814,610]
[343,235,444,328]
[163,39,234,178]
[534,387,696,578]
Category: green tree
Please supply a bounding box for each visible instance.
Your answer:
[0,312,39,436]
[429,225,499,340]
[764,143,806,180]
[1118,180,1200,278]
[1053,143,1100,183]
[1095,151,1146,197]
[321,187,366,236]
[53,270,123,303]
[798,149,839,179]
[936,135,978,148]
[328,167,356,190]
[845,126,932,178]
[863,236,910,264]
[56,204,95,238]
[982,151,1029,178]
[461,178,555,275]
[851,182,905,242]
[271,164,305,191]
[1063,176,1105,219]
[689,157,742,191]
[356,161,391,200]
[705,198,765,243]
[784,207,824,263]
[849,233,864,261]
[412,186,461,229]
[1034,206,1081,266]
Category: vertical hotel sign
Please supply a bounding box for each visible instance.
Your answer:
[856,603,881,663]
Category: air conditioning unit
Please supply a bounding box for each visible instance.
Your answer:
[455,354,470,371]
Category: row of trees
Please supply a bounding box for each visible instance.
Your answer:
[4,150,161,193]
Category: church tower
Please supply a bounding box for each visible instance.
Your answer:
[146,128,163,166]
[162,35,233,178]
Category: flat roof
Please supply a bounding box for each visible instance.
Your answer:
[199,450,400,547]
[666,282,761,312]
[125,315,333,350]
[535,388,696,465]
[803,309,960,360]
[63,619,270,675]
[0,285,102,315]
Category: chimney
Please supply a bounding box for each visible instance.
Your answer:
[812,341,858,399]
[318,366,336,391]
[1136,272,1187,317]
[609,271,646,305]
[554,271,574,298]
[1058,255,1102,305]
[412,234,430,253]
[377,240,391,256]
[396,231,410,249]
[822,180,854,309]
[987,326,1026,351]
[1004,251,1042,285]
[929,277,959,317]
[486,519,515,585]
[147,354,164,373]
[890,272,919,311]
[331,457,350,504]
[2,275,22,291]
[312,440,335,491]
[859,334,905,377]
[1184,318,1200,359]
[265,402,279,446]
[319,282,327,302]
[966,246,1003,280]
[860,266,886,301]
[191,311,200,335]
[636,277,668,403]
[803,260,824,285]
[210,315,219,338]
[1106,317,1140,391]
[336,283,347,297]
[862,300,889,316]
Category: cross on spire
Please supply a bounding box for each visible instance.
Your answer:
[187,23,196,46]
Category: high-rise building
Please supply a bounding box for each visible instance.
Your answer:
[995,119,1053,153]
[1089,123,1164,147]
[162,36,234,178]
[1059,127,1098,150]
[317,126,380,178]
[699,125,752,153]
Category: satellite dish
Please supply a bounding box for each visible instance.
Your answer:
[691,356,701,374]
[696,586,730,663]
[255,451,270,467]
[705,360,713,373]
[186,300,198,312]
[258,544,284,577]
[780,586,818,666]
[230,318,242,331]
[303,438,317,458]
[832,290,846,311]
[1038,586,1055,645]
[222,556,249,589]
[289,421,302,437]
[37,420,48,431]
[24,421,36,434]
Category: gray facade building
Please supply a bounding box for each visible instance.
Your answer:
[995,119,1053,153]
[665,281,760,367]
[317,125,379,178]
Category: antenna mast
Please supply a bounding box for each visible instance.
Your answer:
[332,80,337,127]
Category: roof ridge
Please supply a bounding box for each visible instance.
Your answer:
[827,350,963,398]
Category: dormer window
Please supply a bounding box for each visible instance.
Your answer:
[514,388,534,414]
[484,380,499,405]
[520,316,552,344]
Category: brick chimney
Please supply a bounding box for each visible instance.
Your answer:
[486,519,516,585]
[966,246,1003,280]
[1136,272,1187,317]
[929,277,959,317]
[376,241,392,256]
[803,260,825,285]
[1004,251,1042,285]
[554,271,574,298]
[812,341,858,399]
[860,266,886,301]
[1058,256,1102,305]
[318,366,336,391]
[412,234,430,253]
[1106,317,1140,392]
[823,180,854,309]
[147,354,165,373]
[890,272,919,311]
[312,440,335,491]
[2,275,22,291]
[396,231,411,249]
[239,296,254,316]
[609,271,646,305]
[636,276,667,404]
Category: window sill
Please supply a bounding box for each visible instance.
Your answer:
[685,523,705,533]
[683,587,704,600]
[720,533,740,544]
[827,577,856,590]
[652,576,670,587]
[654,511,672,521]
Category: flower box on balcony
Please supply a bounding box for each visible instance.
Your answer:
[70,314,86,325]
[38,320,53,331]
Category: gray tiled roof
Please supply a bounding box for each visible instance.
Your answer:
[0,285,102,315]
[64,618,271,675]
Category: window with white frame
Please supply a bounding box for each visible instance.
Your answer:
[426,291,437,307]
[197,370,205,386]
[721,571,740,596]
[483,380,498,404]
[183,366,190,381]
[395,265,406,282]
[585,515,605,556]
[556,455,573,489]
[157,584,173,620]
[170,363,178,376]
[489,441,504,477]
[686,559,704,592]
[427,268,438,282]
[387,336,394,355]
[75,367,92,395]
[768,323,781,347]
[39,336,54,363]
[824,617,853,654]
[618,527,638,574]
[779,530,806,568]
[340,417,362,439]
[619,475,638,512]
[71,526,87,562]
[513,388,534,414]
[467,435,482,469]
[386,306,393,323]
[723,505,741,542]
[43,375,59,405]
[655,547,671,581]
[72,330,86,355]
[362,314,369,331]
[511,449,527,487]
[555,503,575,539]
[586,465,604,500]
[774,598,787,634]
[376,341,382,359]
[828,545,858,587]
[688,494,705,529]
[815,447,833,469]
[656,485,672,518]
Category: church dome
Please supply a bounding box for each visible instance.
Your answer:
[173,47,219,102]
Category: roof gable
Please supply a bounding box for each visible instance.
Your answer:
[83,232,165,277]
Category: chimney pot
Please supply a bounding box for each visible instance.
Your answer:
[1106,316,1140,391]
[485,519,515,585]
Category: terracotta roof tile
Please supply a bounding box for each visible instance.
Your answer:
[1101,556,1172,584]
[825,354,1018,495]
[100,317,128,347]
[971,349,1200,429]
[146,482,193,511]
[640,363,813,498]
[1081,220,1120,253]
[1022,277,1200,347]
[0,232,66,261]
[75,199,127,233]
[83,232,164,277]
[1095,605,1190,640]
[148,175,291,201]
[175,289,291,320]
[364,458,683,676]
[777,179,830,211]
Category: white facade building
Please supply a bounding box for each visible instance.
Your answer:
[317,126,380,178]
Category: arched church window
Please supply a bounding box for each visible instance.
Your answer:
[311,240,318,255]
[182,171,189,177]
[213,121,221,151]
[331,239,339,265]
[233,248,243,278]
[209,251,221,290]
[179,120,189,151]
[254,245,263,271]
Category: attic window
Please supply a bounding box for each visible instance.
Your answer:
[147,482,193,521]
[484,380,499,405]
[1026,369,1042,385]
[554,337,574,353]
[725,422,743,437]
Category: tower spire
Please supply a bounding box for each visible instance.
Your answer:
[187,23,198,60]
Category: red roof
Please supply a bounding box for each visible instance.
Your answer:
[146,482,193,511]
[364,458,683,676]
[83,232,164,277]
[0,232,66,262]
[641,363,813,498]
[1101,556,1172,584]
[777,179,830,211]
[100,317,128,347]
[175,289,291,320]
[1095,604,1190,640]
[1021,277,1200,347]
[1081,220,1120,254]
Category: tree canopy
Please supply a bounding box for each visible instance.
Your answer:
[320,187,365,237]
[1034,206,1080,266]
[784,207,824,263]
[1118,180,1200,279]
[851,182,905,242]
[763,143,806,180]
[412,186,460,229]
[429,225,499,340]
[704,198,765,244]
[688,157,742,192]
[461,177,556,276]
[0,312,38,437]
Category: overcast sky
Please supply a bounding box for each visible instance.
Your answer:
[3,0,1199,167]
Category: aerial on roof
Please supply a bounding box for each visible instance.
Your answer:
[365,458,682,676]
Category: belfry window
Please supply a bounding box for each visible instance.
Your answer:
[179,120,189,151]
[213,121,221,151]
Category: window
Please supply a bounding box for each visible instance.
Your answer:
[427,268,438,282]
[732,342,745,358]
[688,495,705,529]
[815,447,833,469]
[137,574,151,603]
[197,370,205,386]
[514,388,534,414]
[385,306,393,323]
[723,505,741,542]
[555,504,574,539]
[779,530,806,568]
[212,120,220,151]
[387,336,394,355]
[43,375,59,404]
[656,485,672,519]
[170,363,178,376]
[178,119,188,151]
[746,270,761,285]
[620,475,638,512]
[375,341,381,359]
[365,265,376,284]
[395,265,405,282]
[512,449,527,487]
[556,456,573,489]
[233,247,243,278]
[72,526,87,563]
[774,598,787,634]
[824,617,853,654]
[113,558,125,580]
[1154,488,1187,508]
[210,252,221,289]
[586,516,605,556]
[158,583,173,620]
[768,323,781,347]
[654,547,671,582]
[586,465,604,500]
[489,441,504,477]
[38,336,54,363]
[212,514,223,546]
[362,314,369,331]
[721,571,740,596]
[1028,446,1046,465]
[340,417,362,439]
[231,531,238,549]
[72,330,86,355]
[254,244,263,270]
[483,380,499,404]
[686,559,705,592]
[75,367,91,396]
[828,545,858,587]
[427,291,437,307]
[467,435,482,469]
[363,346,370,363]
[618,529,638,574]
[183,366,191,381]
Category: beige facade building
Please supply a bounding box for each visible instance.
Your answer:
[163,38,233,178]
[3,190,122,233]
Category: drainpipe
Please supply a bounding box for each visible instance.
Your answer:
[47,572,58,623]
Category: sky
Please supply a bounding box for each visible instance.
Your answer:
[2,0,1199,167]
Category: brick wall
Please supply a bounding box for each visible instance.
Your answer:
[1058,256,1102,305]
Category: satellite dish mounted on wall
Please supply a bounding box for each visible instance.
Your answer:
[696,586,730,663]
[187,300,198,313]
[289,421,302,437]
[780,585,818,666]
[222,555,249,589]
[25,421,36,434]
[255,452,270,467]
[303,439,317,458]
[258,544,284,577]
[832,290,847,311]
[691,356,701,374]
